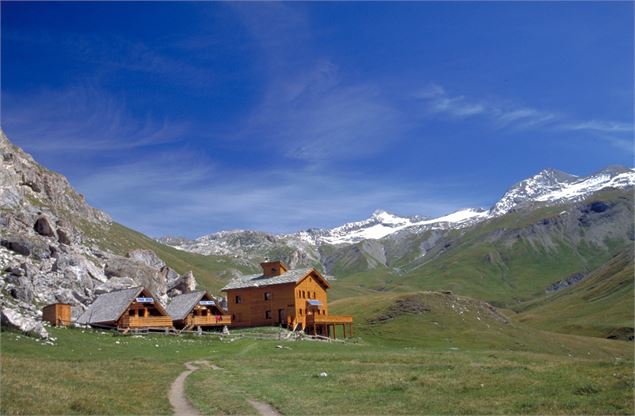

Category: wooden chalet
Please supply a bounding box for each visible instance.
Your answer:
[166,291,231,330]
[222,260,353,338]
[76,287,172,330]
[42,303,72,326]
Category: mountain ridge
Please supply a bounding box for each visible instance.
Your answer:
[159,165,635,256]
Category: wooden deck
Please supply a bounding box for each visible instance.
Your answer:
[122,315,173,328]
[189,315,232,326]
[306,314,353,338]
[306,314,353,324]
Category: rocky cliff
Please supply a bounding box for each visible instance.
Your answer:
[0,131,198,337]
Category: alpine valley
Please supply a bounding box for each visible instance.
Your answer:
[1,129,633,342]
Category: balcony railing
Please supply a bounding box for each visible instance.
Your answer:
[189,315,232,326]
[124,315,173,328]
[306,314,353,324]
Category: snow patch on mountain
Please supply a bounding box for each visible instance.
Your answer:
[159,165,635,253]
[492,166,635,216]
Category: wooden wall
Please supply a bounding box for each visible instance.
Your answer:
[294,273,329,328]
[42,304,71,326]
[225,270,329,329]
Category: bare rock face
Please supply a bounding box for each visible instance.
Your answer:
[0,131,205,332]
[104,255,167,298]
[171,270,197,294]
[127,249,165,269]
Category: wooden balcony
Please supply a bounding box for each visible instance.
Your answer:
[306,314,353,325]
[123,315,173,328]
[188,315,232,326]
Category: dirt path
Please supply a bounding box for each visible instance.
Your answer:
[169,360,213,416]
[169,360,281,416]
[247,399,282,416]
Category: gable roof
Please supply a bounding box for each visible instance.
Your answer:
[76,287,166,325]
[221,267,330,291]
[166,291,214,321]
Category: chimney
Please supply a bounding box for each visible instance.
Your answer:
[260,260,288,277]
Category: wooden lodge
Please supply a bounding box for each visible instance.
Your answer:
[42,303,72,326]
[76,287,172,330]
[167,290,231,330]
[222,261,353,338]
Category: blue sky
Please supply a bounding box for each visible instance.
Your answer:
[1,2,633,238]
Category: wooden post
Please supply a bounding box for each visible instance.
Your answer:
[332,324,336,339]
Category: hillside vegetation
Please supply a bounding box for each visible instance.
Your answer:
[513,249,634,339]
[79,221,257,292]
[2,294,632,415]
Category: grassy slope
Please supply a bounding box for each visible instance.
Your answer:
[333,189,633,309]
[3,293,632,415]
[512,249,634,338]
[80,221,258,292]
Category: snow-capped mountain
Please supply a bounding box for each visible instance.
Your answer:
[491,166,635,216]
[294,208,490,245]
[159,165,635,261]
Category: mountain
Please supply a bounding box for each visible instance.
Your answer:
[2,128,633,341]
[513,248,634,339]
[161,166,635,276]
[0,131,252,337]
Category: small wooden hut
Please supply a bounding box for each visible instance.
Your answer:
[167,291,231,330]
[42,303,72,326]
[76,287,172,330]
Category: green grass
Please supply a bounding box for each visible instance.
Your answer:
[513,249,634,338]
[2,290,633,415]
[331,189,634,311]
[78,221,257,292]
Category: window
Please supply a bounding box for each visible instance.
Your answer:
[299,308,303,316]
[129,309,135,316]
[264,292,272,300]
[302,291,306,298]
[271,267,277,274]
[265,310,272,319]
[235,295,242,304]
[312,292,316,299]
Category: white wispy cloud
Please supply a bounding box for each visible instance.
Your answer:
[240,61,403,161]
[227,4,406,162]
[2,85,188,153]
[415,83,632,153]
[74,151,480,238]
[562,120,633,133]
[416,83,560,129]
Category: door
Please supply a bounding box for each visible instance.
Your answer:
[277,308,286,325]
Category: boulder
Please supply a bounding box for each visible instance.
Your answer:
[94,276,137,294]
[8,276,34,303]
[1,238,30,256]
[57,229,72,245]
[104,255,166,297]
[169,270,198,294]
[53,253,107,283]
[1,306,48,339]
[127,249,165,269]
[34,216,55,237]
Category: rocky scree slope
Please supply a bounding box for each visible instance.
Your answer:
[0,131,198,338]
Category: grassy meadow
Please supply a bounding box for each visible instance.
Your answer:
[2,291,633,415]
